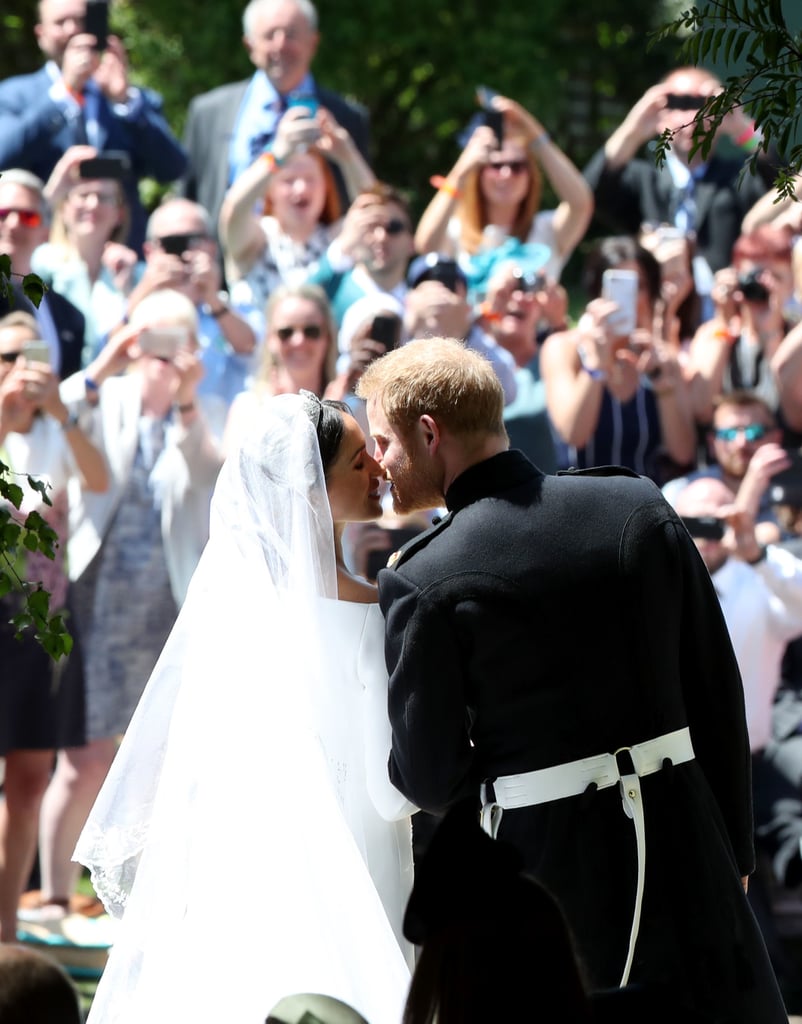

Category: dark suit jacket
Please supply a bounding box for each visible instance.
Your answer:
[180,76,370,236]
[0,66,187,252]
[378,451,785,1020]
[0,283,84,380]
[584,146,774,272]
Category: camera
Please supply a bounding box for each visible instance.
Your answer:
[512,268,545,293]
[737,268,770,304]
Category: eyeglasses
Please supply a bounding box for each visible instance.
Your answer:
[0,351,22,363]
[70,189,120,206]
[713,424,768,443]
[371,218,409,236]
[0,208,43,227]
[485,160,528,175]
[275,324,325,342]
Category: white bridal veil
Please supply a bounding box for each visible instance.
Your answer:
[76,394,410,1024]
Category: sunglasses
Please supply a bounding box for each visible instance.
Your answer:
[0,351,22,363]
[0,208,43,227]
[275,324,324,342]
[372,218,409,236]
[485,160,528,175]
[713,424,768,443]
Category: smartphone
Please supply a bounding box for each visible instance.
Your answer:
[665,93,705,112]
[601,268,639,336]
[365,527,423,581]
[78,151,131,181]
[369,314,401,353]
[158,233,206,258]
[137,326,190,361]
[482,108,504,148]
[84,0,109,50]
[287,95,320,118]
[475,85,499,110]
[681,516,725,541]
[22,339,51,365]
[769,450,802,505]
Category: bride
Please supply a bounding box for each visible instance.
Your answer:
[75,392,415,1024]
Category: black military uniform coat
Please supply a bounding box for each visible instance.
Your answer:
[378,450,786,1022]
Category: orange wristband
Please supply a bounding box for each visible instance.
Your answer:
[430,175,461,200]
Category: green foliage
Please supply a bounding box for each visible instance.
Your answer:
[0,459,73,660]
[653,0,802,199]
[0,253,72,660]
[112,0,679,222]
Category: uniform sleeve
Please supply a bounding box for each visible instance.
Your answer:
[378,568,476,814]
[669,520,756,875]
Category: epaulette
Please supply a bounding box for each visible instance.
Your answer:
[557,464,641,479]
[386,512,453,571]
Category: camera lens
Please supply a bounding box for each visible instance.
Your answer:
[737,268,770,304]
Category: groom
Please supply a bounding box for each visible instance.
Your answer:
[357,337,786,1020]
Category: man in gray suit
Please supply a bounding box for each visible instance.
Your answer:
[181,0,369,239]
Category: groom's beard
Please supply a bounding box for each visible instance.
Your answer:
[387,446,443,514]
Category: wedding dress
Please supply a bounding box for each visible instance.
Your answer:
[75,394,413,1024]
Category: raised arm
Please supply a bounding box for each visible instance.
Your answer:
[414,125,497,255]
[495,96,593,261]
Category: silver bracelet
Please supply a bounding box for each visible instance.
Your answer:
[530,133,551,152]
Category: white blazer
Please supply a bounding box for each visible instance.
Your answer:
[60,372,223,606]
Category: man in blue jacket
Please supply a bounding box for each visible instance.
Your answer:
[0,0,187,252]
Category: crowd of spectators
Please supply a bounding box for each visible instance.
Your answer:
[4,0,802,1011]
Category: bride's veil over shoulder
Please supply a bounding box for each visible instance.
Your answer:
[76,394,410,1024]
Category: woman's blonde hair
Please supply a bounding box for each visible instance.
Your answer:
[129,289,199,333]
[263,150,342,226]
[458,136,542,256]
[255,283,338,395]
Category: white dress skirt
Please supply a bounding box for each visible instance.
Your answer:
[78,596,413,1024]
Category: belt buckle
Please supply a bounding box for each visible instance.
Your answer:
[614,745,637,777]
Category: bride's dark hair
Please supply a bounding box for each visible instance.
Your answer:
[301,391,351,476]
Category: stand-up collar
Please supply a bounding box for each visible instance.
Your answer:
[445,450,539,513]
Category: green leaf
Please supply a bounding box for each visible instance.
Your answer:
[0,253,10,279]
[3,482,23,509]
[21,273,45,308]
[26,476,52,505]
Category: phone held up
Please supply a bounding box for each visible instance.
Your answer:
[476,84,503,147]
[601,268,639,337]
[84,0,109,51]
[681,516,725,542]
[22,339,51,365]
[368,314,401,354]
[137,326,191,362]
[78,151,131,181]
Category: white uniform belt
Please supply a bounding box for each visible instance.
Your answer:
[479,726,694,988]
